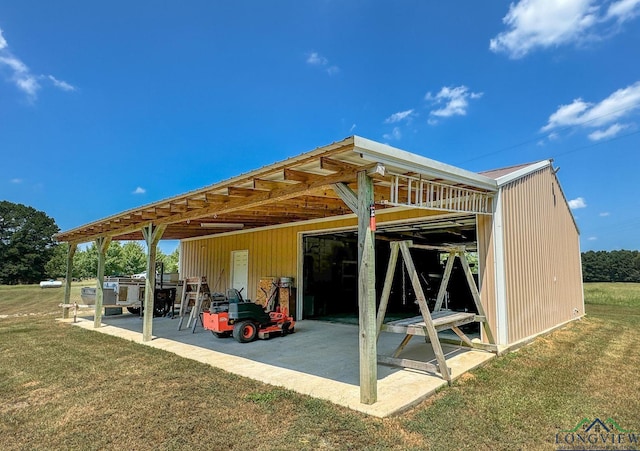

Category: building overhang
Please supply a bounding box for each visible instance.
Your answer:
[55,136,499,244]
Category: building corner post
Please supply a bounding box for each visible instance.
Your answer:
[94,236,112,329]
[142,224,166,342]
[62,242,77,319]
[357,170,377,404]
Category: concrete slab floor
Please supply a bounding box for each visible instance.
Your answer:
[59,314,496,417]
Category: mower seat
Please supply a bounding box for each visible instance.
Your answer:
[228,301,271,325]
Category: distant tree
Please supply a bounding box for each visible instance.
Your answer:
[166,247,180,273]
[74,244,97,279]
[121,241,147,275]
[70,241,177,279]
[105,241,124,275]
[0,201,60,284]
[45,243,70,279]
[582,250,640,283]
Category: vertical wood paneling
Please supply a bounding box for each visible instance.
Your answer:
[501,167,583,343]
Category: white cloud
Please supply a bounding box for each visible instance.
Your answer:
[541,81,640,140]
[607,0,640,21]
[0,53,40,99]
[132,187,146,194]
[383,127,402,141]
[588,236,598,241]
[599,211,610,216]
[568,197,587,209]
[306,51,339,75]
[588,122,629,140]
[426,86,483,120]
[349,123,356,133]
[384,109,415,124]
[326,66,340,76]
[306,52,328,66]
[10,178,22,184]
[490,0,640,58]
[47,75,76,92]
[0,26,75,100]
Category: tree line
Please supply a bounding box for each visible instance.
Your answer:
[1,200,178,285]
[46,242,179,280]
[581,250,640,283]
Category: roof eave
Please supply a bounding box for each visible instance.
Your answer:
[495,160,552,187]
[54,136,357,242]
[352,136,498,192]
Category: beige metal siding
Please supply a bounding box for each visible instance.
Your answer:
[501,167,584,344]
[182,217,354,300]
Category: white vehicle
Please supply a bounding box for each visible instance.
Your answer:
[40,279,62,288]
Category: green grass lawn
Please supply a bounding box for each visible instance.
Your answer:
[583,282,640,307]
[0,280,93,317]
[0,283,638,450]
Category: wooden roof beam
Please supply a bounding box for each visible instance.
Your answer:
[252,205,349,216]
[155,166,359,226]
[228,186,265,197]
[187,199,208,208]
[154,208,172,217]
[284,168,318,183]
[271,196,347,208]
[170,203,188,213]
[321,157,359,173]
[140,212,157,220]
[205,193,229,203]
[253,178,295,190]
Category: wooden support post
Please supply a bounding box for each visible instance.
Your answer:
[357,171,377,404]
[376,242,399,339]
[451,325,474,347]
[62,243,77,319]
[392,334,413,358]
[458,251,496,345]
[433,253,456,312]
[94,236,112,329]
[142,223,166,342]
[398,241,451,382]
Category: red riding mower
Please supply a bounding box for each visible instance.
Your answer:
[202,288,295,343]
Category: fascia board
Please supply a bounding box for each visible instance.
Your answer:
[495,160,551,187]
[352,136,498,192]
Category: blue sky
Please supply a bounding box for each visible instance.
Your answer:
[1,0,639,254]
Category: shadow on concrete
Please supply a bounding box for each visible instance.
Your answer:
[90,313,471,386]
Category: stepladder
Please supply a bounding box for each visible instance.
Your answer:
[177,276,211,333]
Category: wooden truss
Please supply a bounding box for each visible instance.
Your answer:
[376,241,497,383]
[385,172,493,215]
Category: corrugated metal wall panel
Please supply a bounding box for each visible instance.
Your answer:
[501,167,583,344]
[182,216,355,300]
